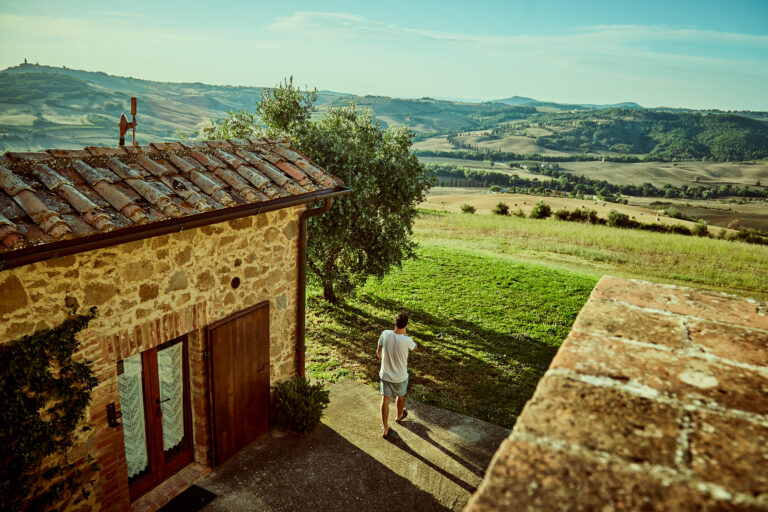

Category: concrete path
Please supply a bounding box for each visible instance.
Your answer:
[199,379,510,512]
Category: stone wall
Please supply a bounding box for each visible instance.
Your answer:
[0,205,304,510]
[466,276,768,511]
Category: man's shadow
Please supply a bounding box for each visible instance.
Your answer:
[383,428,478,493]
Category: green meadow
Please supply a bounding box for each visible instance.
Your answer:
[305,210,768,428]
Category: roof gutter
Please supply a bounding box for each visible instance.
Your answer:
[295,196,335,377]
[0,186,352,272]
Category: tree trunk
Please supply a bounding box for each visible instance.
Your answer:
[322,282,337,303]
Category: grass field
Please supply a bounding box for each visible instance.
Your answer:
[305,208,768,429]
[415,210,768,299]
[305,244,597,428]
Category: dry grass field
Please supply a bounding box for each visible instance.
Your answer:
[459,134,571,156]
[412,136,456,151]
[419,188,732,232]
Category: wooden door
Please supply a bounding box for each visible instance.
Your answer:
[207,302,271,466]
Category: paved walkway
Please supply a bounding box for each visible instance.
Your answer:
[200,380,510,512]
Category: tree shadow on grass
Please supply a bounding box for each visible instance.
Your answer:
[306,292,562,428]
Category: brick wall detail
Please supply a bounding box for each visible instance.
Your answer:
[466,276,768,511]
[0,206,304,511]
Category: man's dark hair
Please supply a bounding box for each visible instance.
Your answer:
[395,311,408,329]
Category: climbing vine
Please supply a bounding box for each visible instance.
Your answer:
[0,307,99,511]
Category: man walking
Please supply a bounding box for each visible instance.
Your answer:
[377,311,416,438]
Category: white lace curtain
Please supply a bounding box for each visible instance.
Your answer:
[117,354,148,479]
[117,342,185,479]
[157,342,184,451]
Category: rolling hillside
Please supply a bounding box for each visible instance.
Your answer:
[1,63,767,164]
[0,64,533,151]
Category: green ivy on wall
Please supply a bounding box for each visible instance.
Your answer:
[0,307,99,511]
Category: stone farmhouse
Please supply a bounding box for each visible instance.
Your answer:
[0,138,350,510]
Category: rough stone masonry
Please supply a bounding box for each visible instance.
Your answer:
[0,206,303,511]
[466,276,768,511]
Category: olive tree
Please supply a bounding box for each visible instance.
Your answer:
[258,79,435,302]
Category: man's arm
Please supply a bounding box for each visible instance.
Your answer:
[377,344,382,360]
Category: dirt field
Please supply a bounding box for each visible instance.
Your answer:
[420,188,738,232]
[560,160,768,188]
[631,198,768,231]
[412,136,456,152]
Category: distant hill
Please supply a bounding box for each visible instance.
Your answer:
[0,64,532,151]
[0,64,766,162]
[494,95,643,110]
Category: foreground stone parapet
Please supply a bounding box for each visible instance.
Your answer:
[466,276,768,511]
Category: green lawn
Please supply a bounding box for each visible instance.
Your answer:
[306,244,596,428]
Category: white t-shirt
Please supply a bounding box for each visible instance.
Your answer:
[378,329,416,383]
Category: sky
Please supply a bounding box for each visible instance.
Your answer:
[0,0,767,110]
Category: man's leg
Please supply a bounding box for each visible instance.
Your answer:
[396,395,406,421]
[381,395,391,432]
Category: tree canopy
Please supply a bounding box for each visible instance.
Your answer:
[208,78,435,301]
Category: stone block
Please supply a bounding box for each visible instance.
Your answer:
[552,332,768,415]
[84,282,117,306]
[165,271,188,292]
[139,284,159,303]
[121,260,154,282]
[572,298,685,348]
[515,374,681,467]
[0,274,29,318]
[689,410,768,497]
[465,437,747,512]
[228,216,252,230]
[687,319,768,367]
[592,276,768,329]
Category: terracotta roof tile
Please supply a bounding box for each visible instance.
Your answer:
[106,157,143,179]
[205,140,232,149]
[46,149,92,159]
[85,146,127,157]
[213,148,247,170]
[135,155,174,177]
[5,151,54,163]
[179,140,208,151]
[149,142,184,152]
[190,151,223,170]
[0,139,345,259]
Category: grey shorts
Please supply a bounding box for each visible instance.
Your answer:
[380,377,408,397]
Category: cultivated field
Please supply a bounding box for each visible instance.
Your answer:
[413,132,571,157]
[458,133,571,156]
[631,197,768,231]
[559,160,768,188]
